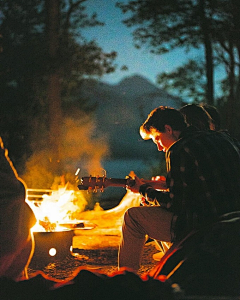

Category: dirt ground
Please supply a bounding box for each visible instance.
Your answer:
[28,234,159,281]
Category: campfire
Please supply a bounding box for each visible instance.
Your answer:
[26,186,88,265]
[26,181,142,264]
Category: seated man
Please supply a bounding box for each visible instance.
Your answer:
[118,106,240,272]
[0,137,36,280]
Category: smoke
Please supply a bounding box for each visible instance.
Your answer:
[61,115,109,176]
[22,111,110,189]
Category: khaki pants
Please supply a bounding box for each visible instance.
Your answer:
[118,206,174,272]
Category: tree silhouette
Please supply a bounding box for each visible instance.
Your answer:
[117,0,240,138]
[0,0,117,174]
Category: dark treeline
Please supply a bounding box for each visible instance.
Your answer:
[117,0,240,138]
[0,0,116,179]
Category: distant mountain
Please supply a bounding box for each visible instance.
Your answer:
[78,75,182,161]
[81,74,182,111]
[114,74,160,96]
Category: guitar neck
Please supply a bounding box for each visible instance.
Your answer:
[104,178,128,188]
[78,177,131,191]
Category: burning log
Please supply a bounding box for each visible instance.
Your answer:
[59,220,97,230]
[39,217,57,232]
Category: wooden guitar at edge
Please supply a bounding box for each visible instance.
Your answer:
[78,176,167,192]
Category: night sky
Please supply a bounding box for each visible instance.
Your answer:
[83,0,205,86]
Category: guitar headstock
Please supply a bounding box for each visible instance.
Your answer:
[78,176,108,192]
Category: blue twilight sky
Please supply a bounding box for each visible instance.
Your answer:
[82,0,209,88]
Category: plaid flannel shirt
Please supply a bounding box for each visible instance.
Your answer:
[144,127,240,241]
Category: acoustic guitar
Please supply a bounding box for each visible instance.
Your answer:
[78,176,167,192]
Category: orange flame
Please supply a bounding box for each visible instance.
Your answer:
[27,186,88,232]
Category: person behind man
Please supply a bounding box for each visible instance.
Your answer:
[179,103,213,130]
[200,103,221,131]
[0,137,36,280]
[118,106,240,272]
[200,103,240,151]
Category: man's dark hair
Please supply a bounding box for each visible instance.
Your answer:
[140,106,187,139]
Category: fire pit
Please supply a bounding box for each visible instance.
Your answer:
[26,187,88,267]
[30,229,74,267]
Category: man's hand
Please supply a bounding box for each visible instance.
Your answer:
[127,172,167,193]
[127,175,145,193]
